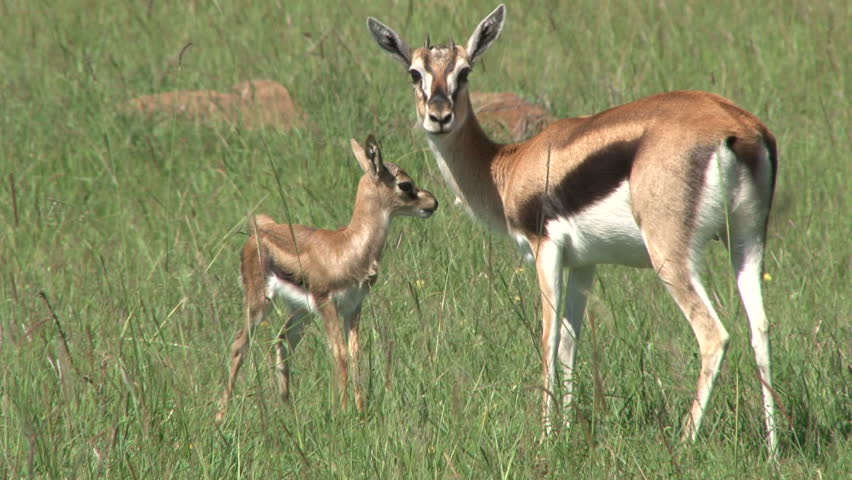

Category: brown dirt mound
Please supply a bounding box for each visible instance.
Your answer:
[126,79,308,130]
[470,92,556,142]
[126,83,552,140]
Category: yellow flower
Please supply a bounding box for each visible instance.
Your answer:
[763,272,772,282]
[513,295,521,302]
[415,279,426,288]
[514,267,525,274]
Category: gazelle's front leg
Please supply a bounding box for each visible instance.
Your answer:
[558,266,596,420]
[318,299,350,409]
[344,305,366,413]
[535,239,564,435]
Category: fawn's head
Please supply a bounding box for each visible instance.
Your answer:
[368,5,506,135]
[350,135,438,218]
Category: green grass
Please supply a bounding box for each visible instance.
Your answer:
[1,0,849,477]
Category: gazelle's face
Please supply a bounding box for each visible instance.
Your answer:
[351,136,439,219]
[368,4,506,136]
[408,45,473,134]
[380,163,439,218]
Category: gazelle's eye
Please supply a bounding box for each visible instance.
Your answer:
[409,70,422,84]
[457,68,471,85]
[397,182,414,193]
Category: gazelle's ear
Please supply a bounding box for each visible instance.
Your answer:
[465,4,506,65]
[351,136,384,177]
[351,138,372,173]
[367,17,412,66]
[364,134,384,176]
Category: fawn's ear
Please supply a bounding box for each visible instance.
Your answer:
[367,17,412,66]
[364,134,384,176]
[351,135,384,177]
[351,138,371,173]
[465,4,506,66]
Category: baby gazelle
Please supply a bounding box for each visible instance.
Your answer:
[217,136,438,420]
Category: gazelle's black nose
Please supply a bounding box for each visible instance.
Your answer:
[428,112,453,126]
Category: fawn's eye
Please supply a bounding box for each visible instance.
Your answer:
[397,182,414,193]
[457,68,471,85]
[409,70,422,84]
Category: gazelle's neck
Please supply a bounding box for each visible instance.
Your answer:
[342,183,393,267]
[426,95,507,233]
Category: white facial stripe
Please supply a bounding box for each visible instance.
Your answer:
[409,59,429,98]
[423,72,433,100]
[410,58,426,71]
[447,61,470,94]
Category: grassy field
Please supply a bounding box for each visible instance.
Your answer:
[1,0,849,477]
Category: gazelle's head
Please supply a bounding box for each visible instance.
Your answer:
[351,135,439,218]
[368,4,506,135]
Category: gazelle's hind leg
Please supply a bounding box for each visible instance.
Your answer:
[730,155,777,456]
[217,297,272,421]
[644,230,730,441]
[633,139,740,440]
[731,229,777,455]
[273,309,310,404]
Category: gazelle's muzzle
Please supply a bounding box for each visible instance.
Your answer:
[424,93,454,133]
[417,190,439,218]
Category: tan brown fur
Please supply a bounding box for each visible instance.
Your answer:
[217,136,438,420]
[369,4,779,456]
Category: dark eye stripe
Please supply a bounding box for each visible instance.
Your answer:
[457,67,470,84]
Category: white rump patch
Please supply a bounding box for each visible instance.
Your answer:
[689,141,739,269]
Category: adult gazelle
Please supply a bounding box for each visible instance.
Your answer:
[368,4,778,455]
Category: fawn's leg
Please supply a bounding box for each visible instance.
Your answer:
[217,298,271,421]
[273,309,310,403]
[345,305,365,412]
[319,299,349,410]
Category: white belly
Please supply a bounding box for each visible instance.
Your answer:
[515,181,652,268]
[266,276,369,316]
[267,276,318,312]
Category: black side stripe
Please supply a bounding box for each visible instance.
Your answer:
[515,140,639,235]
